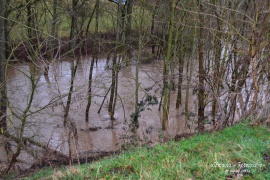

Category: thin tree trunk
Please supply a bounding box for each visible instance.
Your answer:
[170,26,178,92]
[108,54,117,120]
[197,2,205,133]
[0,0,7,133]
[133,0,144,125]
[212,10,222,125]
[63,0,79,126]
[112,57,120,120]
[108,2,123,120]
[126,0,132,37]
[251,0,258,111]
[44,0,57,76]
[85,0,99,122]
[185,30,196,117]
[26,0,33,39]
[162,0,175,131]
[85,57,95,122]
[98,85,112,113]
[176,35,184,109]
[124,0,133,67]
[151,0,159,56]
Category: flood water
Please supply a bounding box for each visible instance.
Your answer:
[1,55,204,170]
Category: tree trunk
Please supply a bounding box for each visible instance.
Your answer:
[124,0,133,67]
[0,0,7,133]
[133,0,145,125]
[176,36,184,109]
[197,2,204,133]
[126,0,133,39]
[212,9,222,126]
[44,0,57,76]
[185,30,196,118]
[162,0,175,131]
[251,0,258,111]
[170,26,178,92]
[63,0,79,126]
[85,0,99,122]
[26,0,33,39]
[150,0,159,56]
[108,54,117,120]
[108,2,123,120]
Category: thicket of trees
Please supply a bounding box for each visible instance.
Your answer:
[0,0,270,174]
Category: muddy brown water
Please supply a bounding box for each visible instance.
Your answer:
[0,55,204,170]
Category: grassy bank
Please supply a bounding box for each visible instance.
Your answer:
[24,122,270,179]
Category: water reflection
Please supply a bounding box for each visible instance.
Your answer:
[1,55,197,170]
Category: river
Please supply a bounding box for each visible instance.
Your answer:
[0,55,206,170]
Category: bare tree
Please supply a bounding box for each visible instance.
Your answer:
[108,0,124,120]
[197,1,205,133]
[63,0,79,126]
[162,0,175,131]
[44,0,58,76]
[0,0,7,133]
[85,0,100,122]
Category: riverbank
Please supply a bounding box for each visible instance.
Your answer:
[13,121,270,179]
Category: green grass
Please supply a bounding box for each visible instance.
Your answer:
[25,122,270,179]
